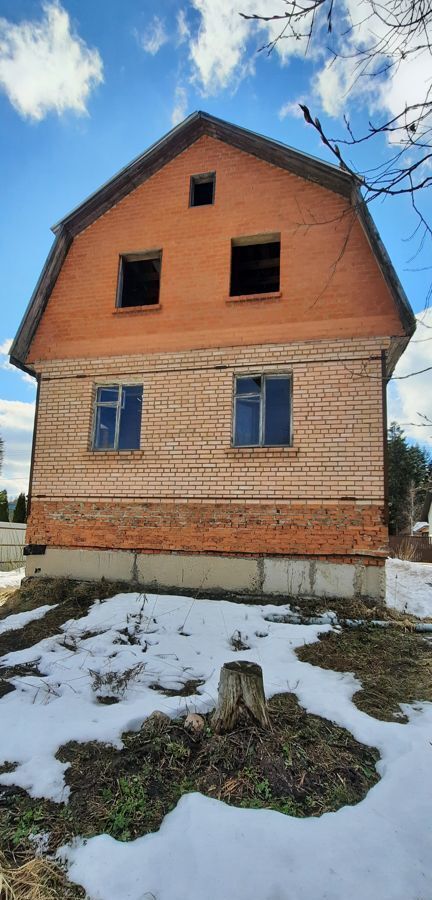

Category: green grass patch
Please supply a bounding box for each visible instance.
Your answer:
[0,692,379,867]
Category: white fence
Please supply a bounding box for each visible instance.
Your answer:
[0,522,26,570]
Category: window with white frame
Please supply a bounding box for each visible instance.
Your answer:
[233,374,291,447]
[93,385,143,451]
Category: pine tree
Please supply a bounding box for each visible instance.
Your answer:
[388,423,432,534]
[0,489,9,523]
[12,493,27,524]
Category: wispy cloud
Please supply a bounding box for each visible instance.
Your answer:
[279,100,305,121]
[177,9,190,45]
[136,16,168,56]
[0,1,103,121]
[171,85,188,126]
[0,339,36,389]
[187,0,307,95]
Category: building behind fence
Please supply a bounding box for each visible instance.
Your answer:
[0,522,26,570]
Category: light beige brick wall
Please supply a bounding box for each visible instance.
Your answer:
[28,338,388,559]
[31,337,386,503]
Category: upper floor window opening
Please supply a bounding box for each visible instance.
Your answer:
[117,251,162,308]
[190,172,216,207]
[230,234,280,297]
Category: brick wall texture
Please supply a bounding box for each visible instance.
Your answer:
[25,135,401,563]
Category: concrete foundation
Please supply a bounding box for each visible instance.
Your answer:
[25,547,385,602]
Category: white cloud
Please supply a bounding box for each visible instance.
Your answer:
[279,100,305,121]
[188,0,307,95]
[387,309,432,448]
[0,399,35,433]
[137,16,168,56]
[0,399,35,498]
[0,339,36,390]
[0,1,103,122]
[177,9,190,45]
[171,85,188,126]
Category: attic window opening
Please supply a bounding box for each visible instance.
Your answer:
[190,172,215,207]
[118,252,162,308]
[230,235,280,297]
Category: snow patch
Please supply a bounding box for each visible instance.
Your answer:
[0,592,330,801]
[0,604,55,636]
[0,567,24,590]
[386,558,432,618]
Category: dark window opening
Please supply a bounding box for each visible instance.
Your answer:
[190,173,215,207]
[118,254,161,308]
[230,238,280,297]
[93,384,143,451]
[233,374,291,447]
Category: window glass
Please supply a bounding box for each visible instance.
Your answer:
[118,385,143,450]
[94,405,117,450]
[98,387,119,404]
[236,376,261,395]
[264,377,291,445]
[233,374,291,447]
[234,396,260,446]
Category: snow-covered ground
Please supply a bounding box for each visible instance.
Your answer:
[386,558,432,618]
[0,603,55,636]
[0,566,24,590]
[0,587,431,899]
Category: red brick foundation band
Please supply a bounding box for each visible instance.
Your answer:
[27,499,388,562]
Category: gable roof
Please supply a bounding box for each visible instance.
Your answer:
[10,110,415,374]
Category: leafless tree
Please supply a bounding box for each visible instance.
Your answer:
[241,1,432,291]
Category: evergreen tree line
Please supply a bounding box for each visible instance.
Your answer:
[0,431,27,523]
[388,423,432,535]
[0,490,27,523]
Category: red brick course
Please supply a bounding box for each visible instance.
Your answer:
[28,498,387,563]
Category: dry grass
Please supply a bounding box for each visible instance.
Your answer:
[392,538,419,562]
[0,851,82,900]
[297,626,432,721]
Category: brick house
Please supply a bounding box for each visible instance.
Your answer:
[11,112,415,600]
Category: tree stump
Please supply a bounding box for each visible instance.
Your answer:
[212,661,269,734]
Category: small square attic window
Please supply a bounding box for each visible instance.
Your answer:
[190,172,215,207]
[118,252,161,308]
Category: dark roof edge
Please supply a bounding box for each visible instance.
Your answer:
[352,186,416,374]
[9,228,72,370]
[52,110,355,237]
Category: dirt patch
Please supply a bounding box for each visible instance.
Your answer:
[148,678,205,697]
[297,627,432,721]
[0,692,379,864]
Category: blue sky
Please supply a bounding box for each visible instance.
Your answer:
[1,0,431,497]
